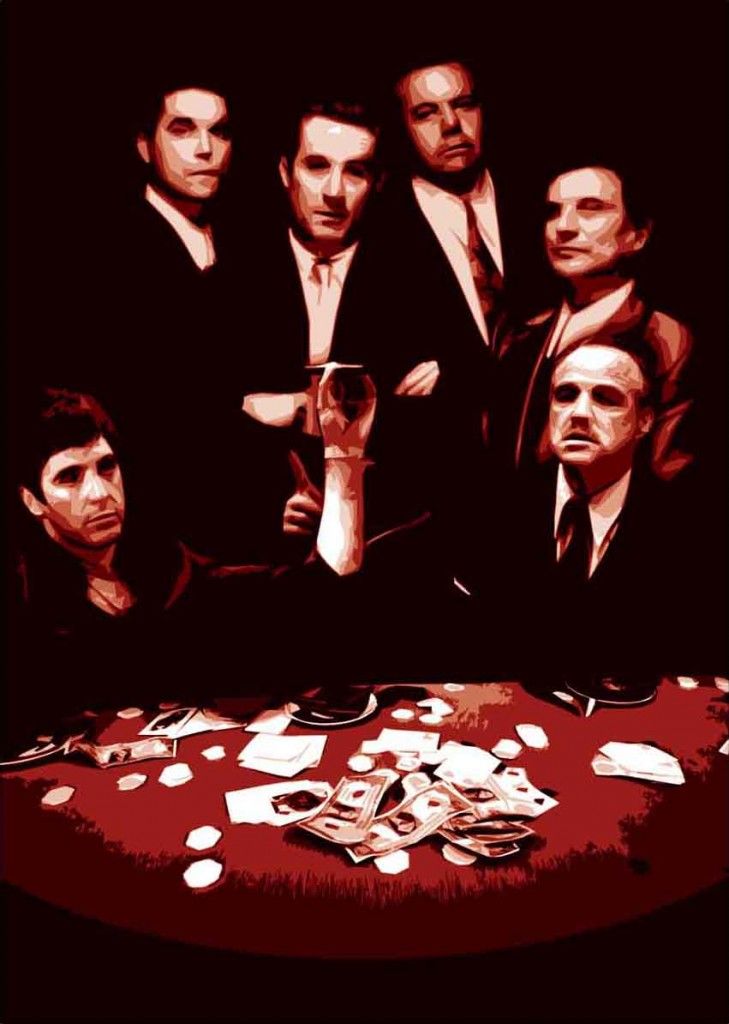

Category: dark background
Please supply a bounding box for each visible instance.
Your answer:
[4,2,728,1021]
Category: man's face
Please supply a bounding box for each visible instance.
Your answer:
[549,345,653,472]
[32,435,125,549]
[545,167,647,279]
[137,88,232,201]
[280,115,378,249]
[398,63,483,175]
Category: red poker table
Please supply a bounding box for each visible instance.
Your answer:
[2,680,727,967]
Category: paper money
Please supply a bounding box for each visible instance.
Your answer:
[300,770,399,845]
[70,736,177,768]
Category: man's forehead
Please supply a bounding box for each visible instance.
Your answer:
[299,115,376,161]
[162,88,227,123]
[555,345,644,391]
[43,436,114,476]
[402,63,473,104]
[548,166,623,205]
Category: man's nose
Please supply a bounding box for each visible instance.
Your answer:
[569,391,593,419]
[555,206,579,238]
[323,166,345,200]
[441,105,461,134]
[83,471,110,502]
[195,130,212,157]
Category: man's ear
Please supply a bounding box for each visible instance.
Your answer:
[278,155,290,190]
[628,219,653,255]
[638,405,655,437]
[136,134,151,164]
[19,486,46,518]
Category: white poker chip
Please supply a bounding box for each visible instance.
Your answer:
[183,858,223,890]
[348,754,376,773]
[714,677,729,693]
[515,724,549,750]
[185,825,222,851]
[391,708,415,722]
[491,738,522,760]
[677,676,700,690]
[443,683,465,692]
[201,746,226,761]
[116,773,147,791]
[374,850,410,875]
[158,701,182,710]
[41,785,75,807]
[442,843,477,866]
[159,763,193,787]
[117,707,144,720]
[418,713,443,726]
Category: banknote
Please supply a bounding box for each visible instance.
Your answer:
[300,769,399,845]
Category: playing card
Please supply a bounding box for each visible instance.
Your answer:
[138,707,197,738]
[488,767,559,817]
[238,734,327,778]
[225,781,333,825]
[592,742,685,785]
[434,745,500,788]
[362,729,441,754]
[171,708,244,739]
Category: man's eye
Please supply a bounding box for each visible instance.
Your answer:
[544,202,561,220]
[411,104,437,122]
[165,119,195,136]
[452,96,478,111]
[346,163,370,180]
[577,199,609,212]
[97,456,118,476]
[211,123,231,140]
[54,467,82,485]
[553,385,579,403]
[303,157,330,172]
[593,387,625,407]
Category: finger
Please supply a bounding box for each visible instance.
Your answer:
[394,361,436,395]
[285,509,317,527]
[287,494,322,515]
[287,450,322,499]
[283,522,314,536]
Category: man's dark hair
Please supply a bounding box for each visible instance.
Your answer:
[554,334,660,411]
[280,97,382,167]
[135,78,231,139]
[546,157,654,232]
[15,388,119,500]
[393,53,481,98]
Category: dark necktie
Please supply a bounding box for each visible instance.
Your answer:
[464,198,504,342]
[555,495,592,585]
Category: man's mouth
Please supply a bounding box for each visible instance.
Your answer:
[442,141,473,154]
[87,512,120,526]
[550,245,589,257]
[314,210,347,222]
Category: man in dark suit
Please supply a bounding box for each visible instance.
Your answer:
[452,337,723,682]
[495,161,694,482]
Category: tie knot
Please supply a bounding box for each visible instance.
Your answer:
[558,494,590,539]
[311,258,332,287]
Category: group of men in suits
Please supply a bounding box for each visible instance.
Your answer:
[13,52,725,700]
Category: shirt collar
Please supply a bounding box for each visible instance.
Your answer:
[288,230,358,283]
[554,463,632,550]
[145,185,214,269]
[412,168,493,210]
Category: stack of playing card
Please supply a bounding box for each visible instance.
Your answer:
[139,707,243,740]
[591,742,685,785]
[237,733,327,778]
[225,781,333,825]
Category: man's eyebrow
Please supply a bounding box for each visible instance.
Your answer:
[410,102,438,113]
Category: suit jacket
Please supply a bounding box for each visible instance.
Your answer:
[495,289,695,480]
[451,456,726,678]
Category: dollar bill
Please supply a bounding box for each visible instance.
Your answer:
[347,781,472,862]
[300,769,399,845]
[70,736,177,768]
[439,816,534,856]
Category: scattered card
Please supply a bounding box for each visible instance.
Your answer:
[225,780,333,826]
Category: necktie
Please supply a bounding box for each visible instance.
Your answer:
[311,257,333,294]
[464,199,504,341]
[556,495,592,585]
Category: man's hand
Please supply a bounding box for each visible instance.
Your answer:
[283,451,323,536]
[317,363,377,459]
[394,360,440,397]
[242,392,308,428]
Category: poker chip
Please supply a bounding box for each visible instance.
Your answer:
[348,754,375,773]
[201,745,227,761]
[374,850,410,875]
[515,724,549,750]
[395,754,422,772]
[443,683,465,692]
[185,825,222,851]
[491,738,522,760]
[391,708,415,722]
[116,773,147,791]
[117,707,145,720]
[183,859,223,890]
[715,677,729,693]
[158,701,182,710]
[418,713,443,726]
[677,676,700,690]
[159,763,193,787]
[442,843,477,866]
[41,785,75,807]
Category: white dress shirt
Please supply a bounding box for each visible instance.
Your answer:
[412,170,504,345]
[289,231,358,365]
[145,185,216,271]
[554,464,632,577]
[545,280,635,360]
